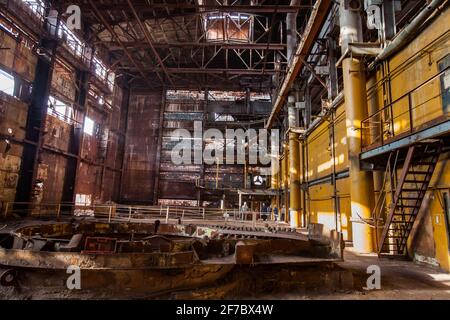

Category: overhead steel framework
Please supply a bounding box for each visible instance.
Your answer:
[48,0,321,90]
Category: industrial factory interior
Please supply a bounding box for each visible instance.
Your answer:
[0,0,450,301]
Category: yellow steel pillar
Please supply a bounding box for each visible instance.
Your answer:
[299,139,306,227]
[287,95,301,228]
[340,0,375,253]
[271,131,280,217]
[282,145,289,222]
[289,132,301,227]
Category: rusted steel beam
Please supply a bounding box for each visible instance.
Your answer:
[266,0,333,129]
[105,42,287,51]
[87,0,154,87]
[260,1,281,75]
[153,90,166,205]
[121,68,278,75]
[126,0,175,87]
[90,4,310,13]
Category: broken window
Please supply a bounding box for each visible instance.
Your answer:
[83,116,95,136]
[214,113,235,122]
[58,22,84,57]
[47,96,74,124]
[75,194,92,206]
[21,0,46,20]
[74,193,94,217]
[0,69,15,96]
[107,71,115,91]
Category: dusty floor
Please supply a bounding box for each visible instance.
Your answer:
[2,247,450,300]
[2,219,450,300]
[274,247,450,300]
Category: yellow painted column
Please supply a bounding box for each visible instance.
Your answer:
[339,0,375,253]
[342,57,375,253]
[289,132,301,228]
[367,75,384,247]
[299,139,306,227]
[282,146,289,222]
[271,150,280,216]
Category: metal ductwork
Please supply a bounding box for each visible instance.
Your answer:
[370,0,447,68]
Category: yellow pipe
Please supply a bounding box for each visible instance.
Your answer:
[367,75,384,246]
[342,57,375,253]
[282,147,289,222]
[271,157,280,190]
[289,132,301,227]
[277,158,281,210]
[299,139,305,227]
[271,153,280,216]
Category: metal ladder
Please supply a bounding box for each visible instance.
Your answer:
[378,140,443,256]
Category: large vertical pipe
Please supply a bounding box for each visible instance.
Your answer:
[299,138,306,227]
[289,132,301,227]
[270,128,280,191]
[288,96,301,228]
[340,0,375,253]
[271,133,280,214]
[444,193,450,249]
[289,82,302,223]
[367,76,384,242]
[282,144,289,221]
[286,0,300,64]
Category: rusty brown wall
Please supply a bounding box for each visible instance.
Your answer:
[121,90,163,203]
[0,26,36,82]
[0,24,35,211]
[74,83,127,204]
[0,15,128,208]
[100,85,127,202]
[0,92,28,210]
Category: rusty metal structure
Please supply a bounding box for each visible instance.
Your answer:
[0,216,345,298]
[0,0,449,300]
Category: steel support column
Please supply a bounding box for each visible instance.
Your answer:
[340,0,375,253]
[271,131,280,216]
[288,96,301,227]
[61,70,90,205]
[15,18,58,211]
[282,146,289,222]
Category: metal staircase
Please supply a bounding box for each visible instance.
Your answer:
[378,140,443,256]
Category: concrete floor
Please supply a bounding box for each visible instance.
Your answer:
[269,247,450,300]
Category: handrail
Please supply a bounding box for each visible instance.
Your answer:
[361,66,450,149]
[362,66,450,124]
[1,202,240,223]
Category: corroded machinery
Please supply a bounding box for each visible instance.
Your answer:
[0,219,346,299]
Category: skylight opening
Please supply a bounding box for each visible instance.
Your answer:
[204,12,253,43]
[207,14,250,21]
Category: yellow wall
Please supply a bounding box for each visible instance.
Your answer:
[386,9,449,137]
[305,104,352,240]
[427,159,450,271]
[293,7,450,270]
